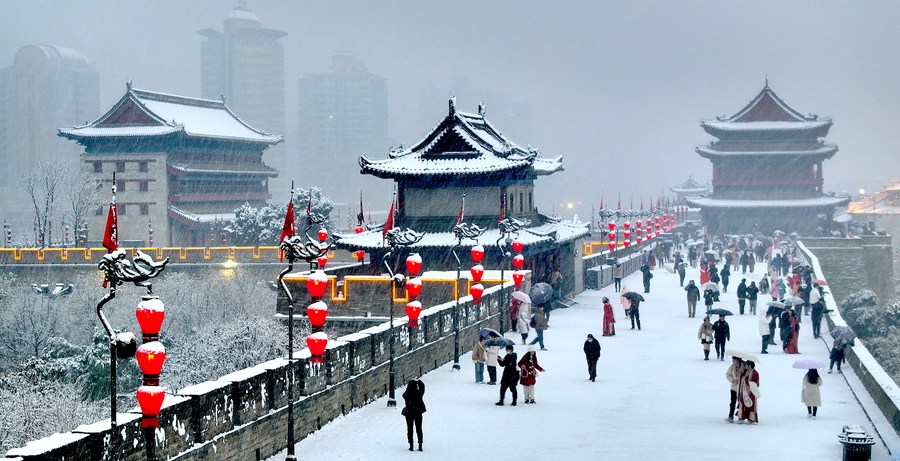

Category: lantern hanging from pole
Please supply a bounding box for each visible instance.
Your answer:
[623,230,631,239]
[406,277,423,298]
[512,271,525,288]
[136,341,166,384]
[511,240,524,253]
[317,228,328,242]
[306,301,328,329]
[608,241,615,251]
[307,331,328,362]
[636,236,643,244]
[136,385,165,428]
[406,300,422,327]
[136,296,165,342]
[470,283,484,304]
[636,220,642,228]
[354,226,364,234]
[623,239,631,248]
[405,253,423,275]
[470,264,484,282]
[470,245,485,263]
[512,254,525,269]
[317,255,328,269]
[607,221,616,231]
[608,232,616,242]
[645,219,651,228]
[355,250,365,261]
[623,221,631,229]
[306,271,329,298]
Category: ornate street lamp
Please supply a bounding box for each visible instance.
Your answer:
[497,216,529,333]
[451,221,485,371]
[382,227,424,405]
[277,187,333,461]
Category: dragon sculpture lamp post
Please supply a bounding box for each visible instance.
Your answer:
[277,209,332,461]
[496,217,529,333]
[381,227,424,407]
[451,222,485,371]
[96,249,168,461]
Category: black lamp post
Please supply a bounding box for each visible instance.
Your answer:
[496,216,529,332]
[277,203,332,461]
[96,249,168,461]
[381,227,424,406]
[450,221,485,371]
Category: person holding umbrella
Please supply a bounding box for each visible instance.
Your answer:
[712,314,731,361]
[485,335,499,385]
[703,287,715,314]
[736,360,760,424]
[697,315,714,360]
[796,364,824,419]
[495,345,519,406]
[725,356,744,423]
[518,345,545,403]
[602,297,616,336]
[685,280,700,318]
[583,334,601,381]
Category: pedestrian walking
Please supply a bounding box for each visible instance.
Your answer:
[802,369,822,419]
[640,263,653,293]
[700,261,710,285]
[828,344,846,374]
[747,281,759,315]
[785,309,800,354]
[685,280,700,318]
[516,310,530,345]
[485,339,499,385]
[697,315,714,361]
[583,334,601,381]
[758,311,771,354]
[495,345,519,406]
[740,252,750,274]
[675,254,686,287]
[736,278,748,315]
[602,297,616,336]
[703,288,715,313]
[725,356,744,423]
[736,361,760,424]
[628,296,642,330]
[613,263,623,292]
[712,314,730,361]
[809,283,825,338]
[471,336,486,383]
[518,346,545,403]
[401,379,426,451]
[721,265,731,293]
[528,306,549,350]
[758,276,769,295]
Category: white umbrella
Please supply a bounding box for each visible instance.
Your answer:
[511,291,531,303]
[724,349,760,363]
[704,249,716,255]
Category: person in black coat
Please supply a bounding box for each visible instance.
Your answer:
[640,263,653,293]
[720,265,731,293]
[674,254,686,287]
[712,315,730,361]
[583,334,601,381]
[496,345,519,406]
[685,280,700,318]
[736,278,748,315]
[402,379,426,451]
[746,282,760,315]
[703,288,715,313]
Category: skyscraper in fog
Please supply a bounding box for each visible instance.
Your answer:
[0,44,99,239]
[298,52,388,203]
[198,4,287,191]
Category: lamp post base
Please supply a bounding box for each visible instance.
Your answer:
[387,399,397,407]
[452,361,460,371]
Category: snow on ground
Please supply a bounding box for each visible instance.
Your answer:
[269,262,893,460]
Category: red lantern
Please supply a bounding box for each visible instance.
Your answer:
[470,264,484,282]
[624,230,631,239]
[406,300,422,327]
[623,221,631,229]
[136,296,165,340]
[317,228,328,242]
[637,228,643,236]
[317,255,328,269]
[512,271,525,288]
[355,250,365,261]
[306,301,328,328]
[636,236,643,244]
[654,216,660,223]
[405,253,423,275]
[669,213,675,221]
[607,221,616,231]
[307,331,328,360]
[608,232,616,241]
[136,385,165,428]
[645,219,651,228]
[306,271,329,298]
[512,254,525,269]
[354,226,364,234]
[406,277,423,298]
[511,240,524,253]
[136,341,166,382]
[470,245,485,263]
[608,241,615,251]
[623,239,631,248]
[470,283,484,303]
[636,220,642,228]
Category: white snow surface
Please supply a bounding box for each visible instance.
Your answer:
[267,262,894,460]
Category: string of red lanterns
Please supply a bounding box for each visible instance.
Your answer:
[305,270,330,362]
[405,253,423,326]
[135,295,166,429]
[469,244,485,305]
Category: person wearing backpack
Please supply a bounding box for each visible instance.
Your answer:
[528,306,549,350]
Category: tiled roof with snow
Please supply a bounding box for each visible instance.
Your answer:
[59,85,283,144]
[167,160,277,177]
[168,205,236,224]
[685,196,849,209]
[359,100,562,178]
[696,144,838,158]
[700,84,832,135]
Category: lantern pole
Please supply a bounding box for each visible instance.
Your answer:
[382,227,424,405]
[497,217,529,333]
[450,221,485,371]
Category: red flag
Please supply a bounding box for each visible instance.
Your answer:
[383,200,395,237]
[456,194,466,225]
[102,201,118,252]
[280,200,295,243]
[498,191,506,222]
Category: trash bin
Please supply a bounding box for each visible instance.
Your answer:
[838,425,875,461]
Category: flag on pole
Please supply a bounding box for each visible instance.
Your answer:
[456,194,466,226]
[498,190,506,222]
[383,188,396,242]
[280,199,295,243]
[102,176,118,253]
[357,190,365,225]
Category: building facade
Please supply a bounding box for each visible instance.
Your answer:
[686,84,848,235]
[297,52,388,204]
[198,5,287,192]
[59,83,281,246]
[0,45,99,240]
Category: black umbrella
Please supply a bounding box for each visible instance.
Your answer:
[623,291,645,302]
[529,283,554,306]
[707,308,733,316]
[480,327,500,339]
[483,337,515,348]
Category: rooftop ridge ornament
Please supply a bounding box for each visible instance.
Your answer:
[98,249,168,290]
[280,235,329,262]
[385,227,425,247]
[498,216,530,235]
[449,96,456,117]
[452,222,486,241]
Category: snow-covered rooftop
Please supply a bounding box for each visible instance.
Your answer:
[696,144,838,158]
[168,205,236,224]
[685,196,850,209]
[700,85,832,136]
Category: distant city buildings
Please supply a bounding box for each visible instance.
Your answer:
[0,44,99,238]
[198,4,287,192]
[297,52,388,203]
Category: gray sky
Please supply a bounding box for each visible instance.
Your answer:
[3,1,898,218]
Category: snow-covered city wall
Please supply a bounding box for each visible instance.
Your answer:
[2,282,510,461]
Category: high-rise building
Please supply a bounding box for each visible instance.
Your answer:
[0,44,99,242]
[198,4,287,192]
[298,52,388,204]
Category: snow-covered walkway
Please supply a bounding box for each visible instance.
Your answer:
[269,262,895,460]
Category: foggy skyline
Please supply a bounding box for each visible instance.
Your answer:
[3,1,898,219]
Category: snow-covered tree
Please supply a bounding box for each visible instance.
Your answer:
[226,187,335,245]
[22,162,65,248]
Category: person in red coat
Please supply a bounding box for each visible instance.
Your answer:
[602,297,616,336]
[700,261,710,285]
[736,361,760,424]
[518,346,545,404]
[785,309,800,354]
